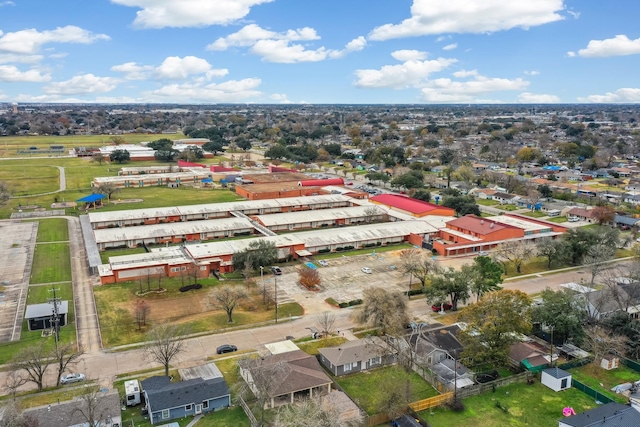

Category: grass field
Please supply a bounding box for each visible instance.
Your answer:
[30,243,71,283]
[296,336,348,355]
[94,277,303,347]
[334,366,439,415]
[546,216,569,223]
[519,210,547,218]
[30,218,69,242]
[99,247,147,264]
[422,381,597,427]
[569,363,640,404]
[27,282,73,305]
[0,164,60,195]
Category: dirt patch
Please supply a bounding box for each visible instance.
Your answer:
[110,198,144,204]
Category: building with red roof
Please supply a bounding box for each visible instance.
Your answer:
[369,194,455,217]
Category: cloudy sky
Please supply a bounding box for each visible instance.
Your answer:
[0,0,638,104]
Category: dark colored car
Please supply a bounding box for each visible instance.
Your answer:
[216,344,238,354]
[431,302,453,312]
[271,266,282,275]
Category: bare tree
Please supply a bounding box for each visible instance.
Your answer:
[10,341,52,391]
[237,358,289,426]
[210,285,248,323]
[91,152,106,165]
[315,312,337,337]
[0,401,38,427]
[72,386,119,427]
[582,325,629,370]
[399,248,441,289]
[0,181,10,206]
[144,324,186,377]
[355,288,410,335]
[495,240,532,274]
[134,299,151,331]
[93,182,119,202]
[274,395,363,427]
[3,370,27,400]
[525,187,543,211]
[583,244,615,286]
[363,206,382,224]
[297,265,321,290]
[53,342,84,387]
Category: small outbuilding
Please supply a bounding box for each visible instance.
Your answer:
[24,301,68,331]
[542,367,572,392]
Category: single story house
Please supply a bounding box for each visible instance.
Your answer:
[614,214,640,229]
[318,336,396,376]
[509,341,549,373]
[141,375,231,425]
[559,402,640,427]
[23,389,121,427]
[239,350,332,409]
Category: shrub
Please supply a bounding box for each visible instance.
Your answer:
[338,302,349,308]
[318,248,330,254]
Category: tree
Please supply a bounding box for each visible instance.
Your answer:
[154,147,180,162]
[144,324,186,376]
[147,138,174,151]
[93,182,119,202]
[53,342,83,387]
[452,165,476,185]
[109,149,130,163]
[602,312,640,360]
[562,226,618,265]
[582,325,628,370]
[203,140,225,155]
[10,341,51,391]
[390,171,423,191]
[439,148,455,165]
[470,256,504,300]
[72,386,118,427]
[109,136,126,145]
[179,146,204,162]
[374,369,413,420]
[264,145,289,160]
[441,195,481,216]
[583,243,615,285]
[0,401,38,427]
[274,395,362,427]
[412,189,431,202]
[355,288,410,335]
[531,288,586,344]
[592,205,615,225]
[399,249,441,289]
[425,267,472,311]
[459,290,532,367]
[524,188,542,211]
[236,137,252,151]
[297,265,321,290]
[3,370,27,400]
[0,181,10,206]
[495,240,532,274]
[232,240,278,272]
[538,184,553,198]
[210,285,248,323]
[134,299,151,331]
[315,312,336,337]
[536,238,567,269]
[91,152,106,165]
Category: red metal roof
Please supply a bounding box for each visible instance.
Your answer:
[370,194,452,215]
[298,178,344,187]
[447,215,508,235]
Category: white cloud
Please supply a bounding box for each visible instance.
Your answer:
[419,74,529,102]
[442,43,457,51]
[354,55,457,89]
[436,35,451,42]
[0,25,109,54]
[391,50,427,61]
[208,24,365,63]
[571,35,640,58]
[148,78,262,102]
[524,70,539,76]
[112,0,273,29]
[112,56,228,80]
[0,53,43,64]
[369,0,565,40]
[517,92,560,103]
[43,74,119,95]
[12,94,142,103]
[0,1,15,6]
[270,93,293,104]
[0,65,50,82]
[111,62,154,80]
[453,69,478,78]
[577,88,640,103]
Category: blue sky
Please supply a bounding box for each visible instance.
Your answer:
[0,0,639,104]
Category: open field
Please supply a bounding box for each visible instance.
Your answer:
[94,277,303,347]
[29,218,69,243]
[30,242,71,283]
[422,381,598,427]
[334,366,439,415]
[0,164,60,195]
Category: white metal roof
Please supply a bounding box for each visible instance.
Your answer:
[93,217,254,243]
[108,247,190,271]
[185,234,306,259]
[487,215,551,232]
[88,207,182,223]
[256,206,384,227]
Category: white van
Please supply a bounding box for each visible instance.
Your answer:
[125,379,141,406]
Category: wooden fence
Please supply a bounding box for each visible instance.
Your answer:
[409,392,454,412]
[367,412,391,426]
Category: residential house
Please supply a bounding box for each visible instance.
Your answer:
[238,350,333,409]
[558,402,640,427]
[492,192,519,205]
[614,214,640,229]
[623,194,640,206]
[509,341,549,373]
[141,375,231,425]
[566,207,595,222]
[583,279,640,320]
[23,390,121,427]
[318,336,396,376]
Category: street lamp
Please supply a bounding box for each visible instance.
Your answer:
[260,266,264,303]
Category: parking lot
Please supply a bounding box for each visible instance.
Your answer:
[262,249,417,310]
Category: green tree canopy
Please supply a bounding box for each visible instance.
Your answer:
[425,267,472,311]
[109,149,130,163]
[531,288,586,345]
[232,240,278,272]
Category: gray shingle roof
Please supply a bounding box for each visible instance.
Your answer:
[142,376,230,413]
[543,367,570,379]
[560,402,640,427]
[317,337,390,366]
[24,390,120,427]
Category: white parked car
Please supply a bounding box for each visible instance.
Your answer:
[478,251,489,257]
[60,373,85,384]
[318,260,328,267]
[568,217,580,222]
[361,267,372,274]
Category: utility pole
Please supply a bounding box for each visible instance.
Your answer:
[275,275,278,324]
[48,287,61,354]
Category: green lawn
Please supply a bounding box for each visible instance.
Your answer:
[0,164,60,195]
[422,381,598,427]
[296,336,348,355]
[100,247,147,264]
[335,366,439,415]
[476,199,499,206]
[546,217,568,223]
[30,218,69,242]
[27,282,73,304]
[519,211,547,218]
[196,407,249,427]
[315,243,414,260]
[569,363,640,404]
[31,243,71,283]
[495,204,519,212]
